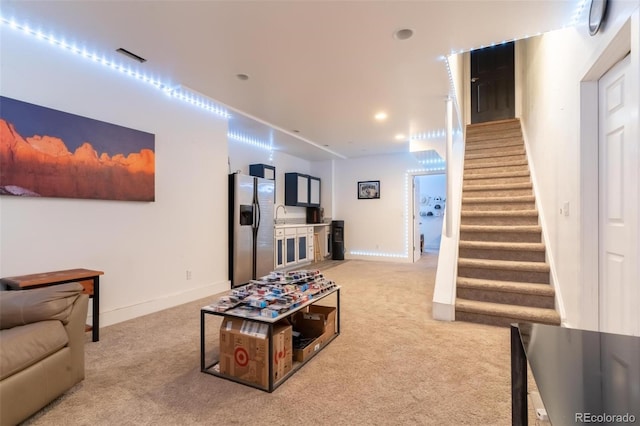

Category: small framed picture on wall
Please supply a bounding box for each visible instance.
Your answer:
[358,180,380,199]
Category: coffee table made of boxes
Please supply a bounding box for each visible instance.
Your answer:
[200,269,340,392]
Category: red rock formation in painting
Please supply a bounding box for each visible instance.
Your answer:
[0,119,155,201]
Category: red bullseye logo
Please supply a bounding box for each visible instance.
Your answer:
[274,350,285,365]
[234,347,249,367]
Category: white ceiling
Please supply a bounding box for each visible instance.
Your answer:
[1,1,583,161]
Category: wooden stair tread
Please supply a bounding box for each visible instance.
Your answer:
[458,240,545,251]
[465,149,524,159]
[462,195,535,203]
[460,224,541,232]
[463,182,532,191]
[466,118,520,128]
[464,170,530,180]
[462,182,533,191]
[457,118,561,327]
[457,277,555,296]
[461,209,538,217]
[458,257,550,272]
[455,299,561,325]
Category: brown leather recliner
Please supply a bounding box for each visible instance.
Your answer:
[0,282,88,426]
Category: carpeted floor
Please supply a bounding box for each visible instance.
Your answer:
[23,255,539,425]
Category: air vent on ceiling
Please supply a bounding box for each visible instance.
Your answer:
[116,47,147,63]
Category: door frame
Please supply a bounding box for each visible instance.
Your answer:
[410,171,446,263]
[579,13,639,333]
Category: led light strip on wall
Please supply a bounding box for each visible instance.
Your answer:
[227,131,273,152]
[0,15,230,119]
[1,15,280,155]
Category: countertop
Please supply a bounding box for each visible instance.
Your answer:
[274,222,332,228]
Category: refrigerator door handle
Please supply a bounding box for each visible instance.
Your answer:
[255,202,261,229]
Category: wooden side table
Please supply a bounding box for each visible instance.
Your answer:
[0,268,104,342]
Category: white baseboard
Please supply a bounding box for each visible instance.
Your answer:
[93,280,229,328]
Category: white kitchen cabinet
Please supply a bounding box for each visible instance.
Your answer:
[307,227,315,261]
[275,225,315,269]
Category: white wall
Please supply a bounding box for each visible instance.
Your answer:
[519,2,640,329]
[310,160,334,221]
[333,153,426,260]
[0,27,229,326]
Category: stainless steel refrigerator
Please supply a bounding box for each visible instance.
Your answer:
[228,173,275,287]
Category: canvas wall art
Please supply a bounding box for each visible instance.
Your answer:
[0,96,155,201]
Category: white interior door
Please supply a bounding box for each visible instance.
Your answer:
[413,176,421,262]
[598,54,639,336]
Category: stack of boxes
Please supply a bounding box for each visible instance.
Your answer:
[219,318,293,388]
[213,269,338,388]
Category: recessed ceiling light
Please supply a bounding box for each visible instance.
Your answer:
[236,73,249,81]
[374,112,388,121]
[395,133,406,141]
[394,29,414,41]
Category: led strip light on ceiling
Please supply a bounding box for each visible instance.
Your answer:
[1,15,287,152]
[0,15,230,119]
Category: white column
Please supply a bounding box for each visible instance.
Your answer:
[445,97,453,238]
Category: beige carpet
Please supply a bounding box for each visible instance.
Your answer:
[23,255,539,425]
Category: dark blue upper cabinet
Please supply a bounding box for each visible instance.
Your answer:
[249,163,276,180]
[285,173,321,207]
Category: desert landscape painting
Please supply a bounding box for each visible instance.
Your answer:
[0,96,155,201]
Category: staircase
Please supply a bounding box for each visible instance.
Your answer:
[455,118,561,327]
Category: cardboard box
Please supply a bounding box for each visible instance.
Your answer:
[294,305,336,338]
[292,305,337,362]
[219,318,292,388]
[309,305,336,336]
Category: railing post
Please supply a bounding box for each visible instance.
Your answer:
[445,97,453,238]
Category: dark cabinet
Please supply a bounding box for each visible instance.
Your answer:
[285,172,321,207]
[249,163,276,180]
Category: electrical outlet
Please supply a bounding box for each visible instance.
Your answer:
[186,270,192,280]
